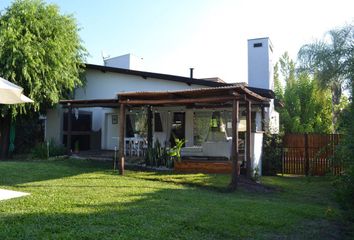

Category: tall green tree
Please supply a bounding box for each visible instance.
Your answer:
[275,53,332,133]
[298,24,354,131]
[0,0,87,158]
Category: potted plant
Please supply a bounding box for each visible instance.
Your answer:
[169,137,185,163]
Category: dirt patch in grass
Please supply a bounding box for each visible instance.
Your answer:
[237,176,280,193]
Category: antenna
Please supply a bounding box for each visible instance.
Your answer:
[101,50,110,62]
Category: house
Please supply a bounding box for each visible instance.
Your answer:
[45,38,279,175]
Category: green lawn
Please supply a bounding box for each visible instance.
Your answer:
[0,159,352,239]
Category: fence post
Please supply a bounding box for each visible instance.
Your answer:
[304,133,309,176]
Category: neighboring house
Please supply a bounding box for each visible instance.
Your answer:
[45,37,279,175]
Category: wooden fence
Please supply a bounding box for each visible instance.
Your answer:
[282,133,342,176]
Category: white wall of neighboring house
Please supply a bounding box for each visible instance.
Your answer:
[104,54,144,71]
[45,106,63,144]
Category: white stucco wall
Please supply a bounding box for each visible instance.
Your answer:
[75,69,206,100]
[104,54,144,70]
[251,132,263,176]
[248,37,274,90]
[45,106,63,144]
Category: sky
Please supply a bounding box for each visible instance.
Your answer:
[0,0,353,83]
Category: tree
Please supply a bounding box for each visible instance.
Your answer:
[297,24,354,218]
[275,53,332,133]
[0,0,87,158]
[298,24,354,131]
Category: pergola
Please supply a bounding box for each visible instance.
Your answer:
[60,84,271,185]
[117,85,270,182]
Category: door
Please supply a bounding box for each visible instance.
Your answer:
[170,112,185,147]
[105,113,119,150]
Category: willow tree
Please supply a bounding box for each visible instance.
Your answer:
[298,24,354,131]
[0,0,87,158]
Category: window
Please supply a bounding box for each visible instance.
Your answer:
[193,112,212,146]
[253,42,262,48]
[112,115,118,124]
[126,113,147,137]
[154,113,163,132]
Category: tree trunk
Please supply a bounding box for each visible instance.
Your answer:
[0,114,11,159]
[331,83,342,133]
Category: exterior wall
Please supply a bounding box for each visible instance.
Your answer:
[45,106,63,144]
[248,37,279,134]
[251,133,263,176]
[75,69,206,100]
[104,54,143,70]
[248,37,274,90]
[72,69,208,150]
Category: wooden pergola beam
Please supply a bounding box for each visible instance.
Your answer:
[119,96,240,106]
[62,103,119,108]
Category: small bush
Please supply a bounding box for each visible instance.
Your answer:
[333,165,354,220]
[262,133,282,175]
[145,139,172,168]
[31,141,66,159]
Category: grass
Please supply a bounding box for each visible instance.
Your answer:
[0,158,352,239]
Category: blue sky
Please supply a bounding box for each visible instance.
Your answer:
[0,0,353,83]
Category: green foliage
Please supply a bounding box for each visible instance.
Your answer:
[262,133,282,175]
[333,94,354,219]
[333,165,354,221]
[274,52,332,133]
[169,137,186,161]
[31,140,66,159]
[298,24,354,130]
[0,0,87,116]
[145,139,172,168]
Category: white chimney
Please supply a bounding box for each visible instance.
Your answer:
[248,37,279,134]
[104,53,143,70]
[247,37,274,90]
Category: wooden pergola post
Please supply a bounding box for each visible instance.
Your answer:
[147,106,153,150]
[67,104,72,156]
[246,100,252,179]
[261,105,265,131]
[229,99,239,190]
[118,103,126,175]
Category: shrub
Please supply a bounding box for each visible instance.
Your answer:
[31,140,66,159]
[145,139,172,168]
[333,164,354,221]
[262,133,282,175]
[333,99,354,221]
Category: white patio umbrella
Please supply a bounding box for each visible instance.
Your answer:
[0,77,33,104]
